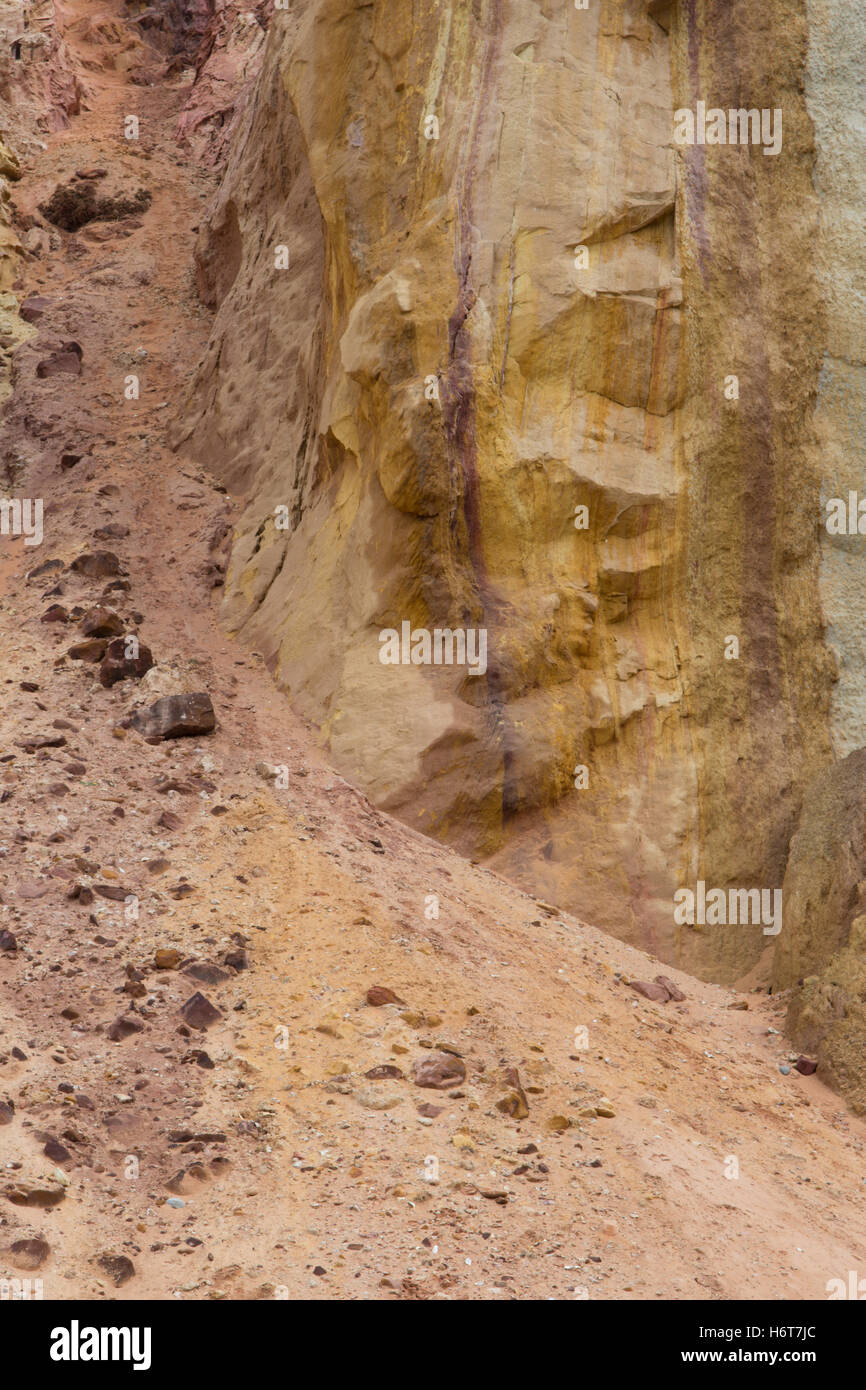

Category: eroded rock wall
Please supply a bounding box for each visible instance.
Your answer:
[665,0,834,979]
[808,0,866,756]
[773,750,866,1112]
[174,1,270,165]
[768,0,866,1109]
[178,0,844,983]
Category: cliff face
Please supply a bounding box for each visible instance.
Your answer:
[773,750,866,1113]
[769,0,866,1107]
[664,0,835,980]
[175,0,853,986]
[174,0,270,165]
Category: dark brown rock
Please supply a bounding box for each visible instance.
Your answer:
[365,985,405,1007]
[5,1182,66,1208]
[107,1014,145,1042]
[43,1137,72,1164]
[97,1252,135,1286]
[93,884,130,902]
[99,637,155,687]
[39,181,151,232]
[180,992,222,1030]
[627,979,671,1003]
[93,523,129,540]
[654,974,686,1002]
[183,961,230,986]
[5,1237,50,1271]
[69,551,121,578]
[80,606,123,638]
[40,603,69,623]
[20,296,51,323]
[68,638,108,662]
[127,692,215,740]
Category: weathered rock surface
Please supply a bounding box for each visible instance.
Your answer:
[775,751,866,992]
[774,751,866,1111]
[98,636,154,686]
[175,1,270,165]
[177,0,852,984]
[127,692,215,740]
[411,1052,466,1090]
[70,550,120,578]
[180,990,222,1029]
[3,1237,50,1271]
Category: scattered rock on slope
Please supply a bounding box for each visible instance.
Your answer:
[99,637,154,686]
[411,1053,466,1090]
[39,179,151,231]
[126,692,215,740]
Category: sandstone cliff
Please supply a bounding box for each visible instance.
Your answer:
[174,0,860,1013]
